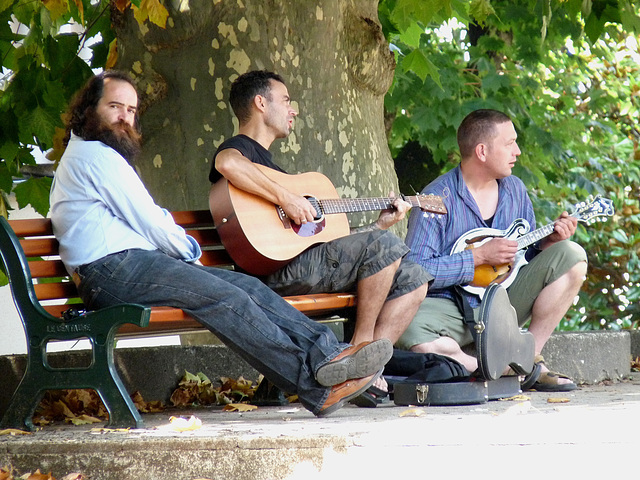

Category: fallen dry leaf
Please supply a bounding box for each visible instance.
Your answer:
[631,356,640,372]
[166,415,202,432]
[223,403,258,412]
[69,414,102,426]
[60,474,86,480]
[170,371,261,408]
[89,427,131,434]
[499,394,530,402]
[23,469,54,479]
[399,407,426,417]
[0,429,32,436]
[547,397,570,403]
[131,391,164,413]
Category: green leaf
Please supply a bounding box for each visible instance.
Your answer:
[469,0,496,25]
[20,106,61,148]
[481,71,511,93]
[398,21,425,48]
[0,161,13,193]
[0,0,13,15]
[13,176,52,218]
[0,140,19,165]
[611,229,630,244]
[400,49,442,87]
[584,11,605,43]
[391,0,451,30]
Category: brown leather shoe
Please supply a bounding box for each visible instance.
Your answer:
[315,338,393,387]
[316,369,382,417]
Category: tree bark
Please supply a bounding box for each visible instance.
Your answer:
[114,0,397,228]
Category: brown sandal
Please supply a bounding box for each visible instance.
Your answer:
[529,355,577,392]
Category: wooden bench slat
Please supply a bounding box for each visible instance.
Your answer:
[29,259,68,278]
[42,304,83,317]
[199,249,234,266]
[285,293,356,313]
[34,282,78,301]
[9,218,53,236]
[184,228,221,246]
[20,238,58,257]
[171,210,214,227]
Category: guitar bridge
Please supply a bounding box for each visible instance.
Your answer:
[276,205,292,229]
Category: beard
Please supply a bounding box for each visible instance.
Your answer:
[82,109,142,164]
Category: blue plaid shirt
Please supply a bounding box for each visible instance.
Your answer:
[405,165,536,308]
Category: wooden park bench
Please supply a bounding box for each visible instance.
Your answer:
[0,211,356,431]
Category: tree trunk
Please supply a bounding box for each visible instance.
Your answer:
[114,0,397,228]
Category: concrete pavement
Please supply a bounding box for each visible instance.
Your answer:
[2,373,639,480]
[1,329,639,479]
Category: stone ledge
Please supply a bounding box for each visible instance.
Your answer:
[0,345,259,418]
[1,331,634,417]
[541,331,631,384]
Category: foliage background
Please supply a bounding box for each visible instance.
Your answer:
[380,0,640,331]
[1,0,639,331]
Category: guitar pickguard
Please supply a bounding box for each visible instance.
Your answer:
[450,219,531,298]
[276,195,327,237]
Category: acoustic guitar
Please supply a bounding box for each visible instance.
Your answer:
[209,164,447,276]
[450,195,614,297]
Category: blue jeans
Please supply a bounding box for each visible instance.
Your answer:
[75,249,343,414]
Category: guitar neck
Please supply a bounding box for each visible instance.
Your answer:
[516,223,554,249]
[319,196,423,214]
[516,211,580,250]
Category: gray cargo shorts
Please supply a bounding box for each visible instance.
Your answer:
[264,230,433,300]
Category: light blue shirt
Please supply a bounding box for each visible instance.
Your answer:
[50,134,201,275]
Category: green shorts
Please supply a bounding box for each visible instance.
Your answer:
[264,230,433,300]
[396,240,587,350]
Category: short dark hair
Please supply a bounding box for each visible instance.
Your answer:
[457,109,512,159]
[229,70,286,124]
[64,70,138,146]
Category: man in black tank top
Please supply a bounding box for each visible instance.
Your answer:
[209,71,433,396]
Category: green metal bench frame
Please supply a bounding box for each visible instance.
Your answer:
[0,212,356,431]
[0,216,151,430]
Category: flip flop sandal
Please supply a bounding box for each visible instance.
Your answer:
[531,370,578,392]
[504,361,542,390]
[349,384,389,408]
[367,384,389,398]
[528,355,577,392]
[520,362,542,390]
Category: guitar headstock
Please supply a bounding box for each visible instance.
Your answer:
[572,195,615,223]
[416,194,447,216]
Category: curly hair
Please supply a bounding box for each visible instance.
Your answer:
[229,70,285,124]
[64,70,138,146]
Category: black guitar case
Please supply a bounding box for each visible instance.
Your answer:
[389,374,521,406]
[475,283,535,380]
[392,378,488,406]
[389,283,531,406]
